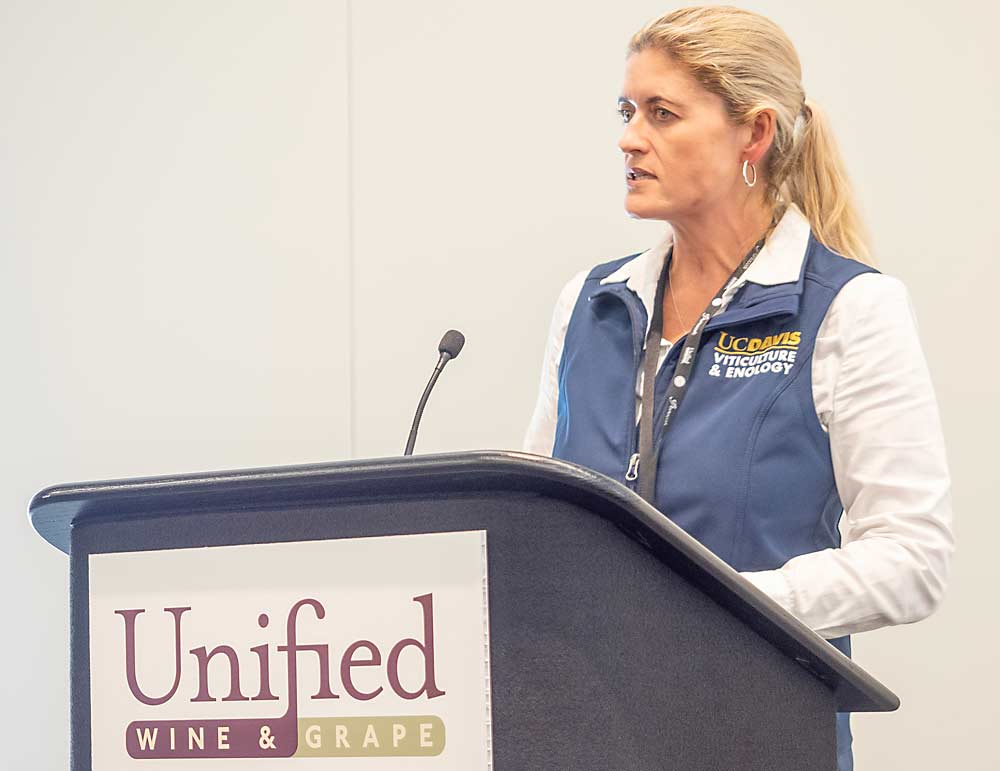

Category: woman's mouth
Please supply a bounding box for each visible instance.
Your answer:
[626,168,656,182]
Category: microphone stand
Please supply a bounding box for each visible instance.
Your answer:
[403,353,451,456]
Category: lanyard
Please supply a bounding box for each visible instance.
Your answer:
[636,233,769,503]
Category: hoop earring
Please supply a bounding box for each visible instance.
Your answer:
[742,160,757,188]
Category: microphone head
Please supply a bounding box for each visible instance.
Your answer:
[438,329,466,359]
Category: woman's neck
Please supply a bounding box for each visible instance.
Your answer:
[668,200,780,285]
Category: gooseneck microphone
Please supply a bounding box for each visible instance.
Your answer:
[403,329,465,456]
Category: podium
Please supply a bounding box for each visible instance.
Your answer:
[30,451,898,770]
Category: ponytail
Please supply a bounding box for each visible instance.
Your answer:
[780,99,872,263]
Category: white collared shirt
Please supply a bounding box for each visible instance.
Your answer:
[523,204,954,639]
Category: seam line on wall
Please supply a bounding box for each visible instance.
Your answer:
[345,0,357,458]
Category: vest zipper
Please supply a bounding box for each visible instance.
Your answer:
[625,452,640,481]
[594,284,649,489]
[620,291,647,490]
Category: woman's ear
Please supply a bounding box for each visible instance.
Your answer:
[745,108,777,165]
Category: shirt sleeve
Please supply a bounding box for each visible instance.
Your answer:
[522,269,589,456]
[740,273,955,639]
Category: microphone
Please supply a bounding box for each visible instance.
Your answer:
[403,329,465,456]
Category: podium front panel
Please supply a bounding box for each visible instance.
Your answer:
[69,488,836,770]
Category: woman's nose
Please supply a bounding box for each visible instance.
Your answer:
[617,117,649,156]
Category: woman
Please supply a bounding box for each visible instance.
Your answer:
[523,7,954,770]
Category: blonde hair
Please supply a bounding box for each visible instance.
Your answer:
[628,6,871,263]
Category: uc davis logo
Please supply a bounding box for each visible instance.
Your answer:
[709,330,802,379]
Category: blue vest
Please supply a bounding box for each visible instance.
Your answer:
[552,233,877,770]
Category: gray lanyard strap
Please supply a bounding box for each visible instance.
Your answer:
[636,235,768,503]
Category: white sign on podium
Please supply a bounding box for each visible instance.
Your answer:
[89,530,493,770]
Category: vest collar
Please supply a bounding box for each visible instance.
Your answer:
[596,203,812,327]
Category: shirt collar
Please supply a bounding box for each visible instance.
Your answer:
[598,203,812,327]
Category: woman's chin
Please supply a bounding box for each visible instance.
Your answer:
[623,196,669,221]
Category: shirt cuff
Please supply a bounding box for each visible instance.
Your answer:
[740,569,796,617]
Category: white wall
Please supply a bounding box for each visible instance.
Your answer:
[0,2,352,767]
[2,1,996,768]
